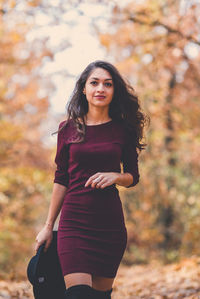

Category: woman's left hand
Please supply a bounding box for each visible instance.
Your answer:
[84,172,119,189]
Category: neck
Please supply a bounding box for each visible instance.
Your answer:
[85,109,111,124]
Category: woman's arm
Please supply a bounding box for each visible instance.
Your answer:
[35,183,67,252]
[121,131,140,188]
[85,172,134,189]
[45,183,68,230]
[114,172,134,188]
[35,121,69,252]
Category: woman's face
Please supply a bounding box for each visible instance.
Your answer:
[83,67,114,108]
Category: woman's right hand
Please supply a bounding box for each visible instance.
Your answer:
[35,226,53,253]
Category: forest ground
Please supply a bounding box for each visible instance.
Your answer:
[0,256,200,299]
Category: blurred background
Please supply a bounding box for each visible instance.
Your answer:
[0,0,200,280]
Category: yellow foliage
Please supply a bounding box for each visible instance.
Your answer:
[99,33,112,49]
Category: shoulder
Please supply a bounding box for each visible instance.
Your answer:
[58,118,71,129]
[57,118,78,143]
[57,118,72,139]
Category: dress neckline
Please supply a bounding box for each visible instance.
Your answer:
[85,120,113,127]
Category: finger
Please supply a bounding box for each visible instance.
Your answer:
[91,179,99,188]
[99,180,112,189]
[84,179,90,187]
[85,173,101,187]
[92,176,104,188]
[85,177,94,187]
[96,178,107,188]
[44,238,52,253]
[99,183,108,189]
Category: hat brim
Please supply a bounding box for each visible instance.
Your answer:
[27,242,45,285]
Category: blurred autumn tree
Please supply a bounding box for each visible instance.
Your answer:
[0,0,55,279]
[99,0,200,263]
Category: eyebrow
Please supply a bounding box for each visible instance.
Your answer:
[90,77,113,81]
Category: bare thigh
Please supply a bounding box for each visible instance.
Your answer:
[64,273,92,289]
[64,273,115,291]
[92,274,115,291]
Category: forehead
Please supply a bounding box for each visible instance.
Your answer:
[87,67,112,80]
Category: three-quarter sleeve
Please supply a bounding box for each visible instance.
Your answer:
[122,131,140,188]
[53,121,69,188]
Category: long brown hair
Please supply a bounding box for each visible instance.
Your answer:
[52,60,150,152]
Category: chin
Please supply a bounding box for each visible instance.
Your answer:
[94,103,110,107]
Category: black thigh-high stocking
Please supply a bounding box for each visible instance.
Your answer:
[65,284,93,299]
[65,284,113,299]
[92,287,113,299]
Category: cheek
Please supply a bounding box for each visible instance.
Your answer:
[108,88,114,98]
[85,88,93,98]
[86,85,94,94]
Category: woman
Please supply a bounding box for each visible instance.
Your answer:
[35,60,149,299]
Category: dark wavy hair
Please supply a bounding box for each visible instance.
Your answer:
[53,60,150,152]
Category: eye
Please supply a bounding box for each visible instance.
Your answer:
[90,81,97,85]
[105,82,112,87]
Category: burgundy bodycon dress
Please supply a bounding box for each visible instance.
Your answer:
[53,118,140,278]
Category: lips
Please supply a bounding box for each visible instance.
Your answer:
[95,96,105,99]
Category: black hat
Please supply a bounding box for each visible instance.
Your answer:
[27,230,66,299]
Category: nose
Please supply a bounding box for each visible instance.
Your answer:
[96,83,105,93]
